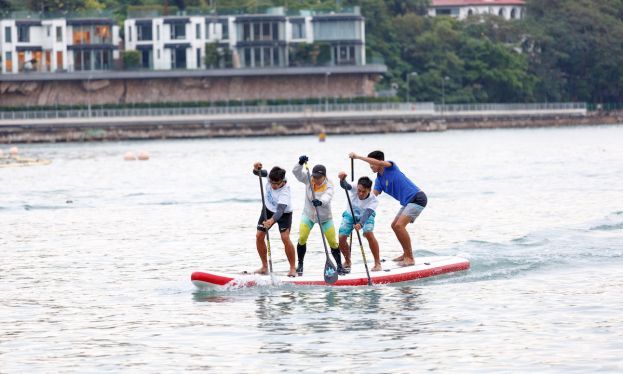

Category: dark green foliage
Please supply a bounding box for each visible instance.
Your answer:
[6,0,623,103]
[122,50,141,70]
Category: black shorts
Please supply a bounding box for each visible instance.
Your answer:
[409,191,428,208]
[257,210,293,233]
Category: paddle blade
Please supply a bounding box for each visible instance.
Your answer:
[324,259,339,284]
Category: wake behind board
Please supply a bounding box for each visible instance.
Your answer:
[191,256,469,289]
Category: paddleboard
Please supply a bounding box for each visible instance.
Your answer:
[191,256,469,289]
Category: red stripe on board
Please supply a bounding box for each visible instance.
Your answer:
[191,259,469,288]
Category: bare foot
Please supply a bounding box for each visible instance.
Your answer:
[344,261,352,269]
[287,268,297,277]
[254,267,268,275]
[371,264,382,272]
[393,255,404,262]
[397,259,415,267]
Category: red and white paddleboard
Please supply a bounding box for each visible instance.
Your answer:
[191,256,469,289]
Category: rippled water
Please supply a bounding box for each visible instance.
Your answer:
[2,125,623,372]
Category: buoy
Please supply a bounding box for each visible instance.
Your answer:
[123,151,136,161]
[318,131,327,142]
[137,151,150,161]
[9,146,19,156]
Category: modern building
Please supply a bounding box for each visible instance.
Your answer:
[1,14,120,74]
[428,0,525,20]
[123,7,366,70]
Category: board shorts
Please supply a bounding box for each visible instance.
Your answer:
[396,191,427,223]
[339,211,376,236]
[297,214,338,249]
[257,210,293,233]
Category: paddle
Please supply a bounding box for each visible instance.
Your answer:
[256,167,275,283]
[348,157,354,257]
[304,163,339,285]
[342,181,373,286]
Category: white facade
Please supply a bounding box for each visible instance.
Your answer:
[1,17,119,74]
[428,1,525,21]
[124,8,366,70]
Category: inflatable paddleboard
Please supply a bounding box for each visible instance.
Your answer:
[191,256,469,289]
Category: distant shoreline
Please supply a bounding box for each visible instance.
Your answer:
[1,109,620,144]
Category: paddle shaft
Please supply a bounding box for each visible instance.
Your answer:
[257,170,274,275]
[348,157,354,252]
[344,187,372,286]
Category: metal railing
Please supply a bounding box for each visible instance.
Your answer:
[436,102,587,112]
[0,102,435,121]
[0,102,589,122]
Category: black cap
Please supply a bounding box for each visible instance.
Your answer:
[312,164,326,178]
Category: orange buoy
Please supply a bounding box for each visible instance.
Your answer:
[137,151,150,161]
[123,151,137,161]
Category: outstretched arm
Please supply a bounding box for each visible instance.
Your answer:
[349,152,392,168]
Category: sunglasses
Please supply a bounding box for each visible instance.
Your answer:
[269,180,284,186]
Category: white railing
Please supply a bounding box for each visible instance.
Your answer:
[0,102,586,121]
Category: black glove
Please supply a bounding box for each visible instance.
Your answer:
[298,155,309,165]
[252,169,268,177]
[311,199,322,207]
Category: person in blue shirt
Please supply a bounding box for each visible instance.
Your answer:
[349,151,428,267]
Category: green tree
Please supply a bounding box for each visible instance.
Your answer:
[122,50,141,70]
[204,42,219,68]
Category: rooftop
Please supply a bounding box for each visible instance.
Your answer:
[431,0,525,6]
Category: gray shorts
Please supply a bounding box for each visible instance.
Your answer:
[396,203,425,223]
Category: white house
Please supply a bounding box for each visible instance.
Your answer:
[124,7,366,70]
[1,15,120,74]
[428,0,525,20]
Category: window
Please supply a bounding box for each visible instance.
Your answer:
[4,27,11,43]
[17,25,29,42]
[157,25,160,40]
[243,23,251,41]
[292,22,305,39]
[221,20,229,39]
[205,22,211,39]
[5,51,13,72]
[254,47,261,67]
[157,49,160,59]
[196,24,200,39]
[56,26,62,42]
[137,24,152,41]
[128,27,132,42]
[171,23,186,39]
[196,48,201,68]
[46,25,51,37]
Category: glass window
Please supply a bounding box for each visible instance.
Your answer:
[157,25,160,40]
[196,48,201,68]
[137,24,152,41]
[263,47,272,67]
[172,23,186,39]
[95,25,111,44]
[18,25,30,42]
[272,22,279,41]
[56,26,62,42]
[243,23,251,41]
[4,26,11,43]
[46,26,51,37]
[254,47,261,67]
[292,23,305,39]
[253,23,261,41]
[244,48,251,67]
[221,20,229,39]
[262,23,271,41]
[196,24,200,39]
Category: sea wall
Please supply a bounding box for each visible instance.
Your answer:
[0,67,385,107]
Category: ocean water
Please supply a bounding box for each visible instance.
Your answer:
[1,125,622,372]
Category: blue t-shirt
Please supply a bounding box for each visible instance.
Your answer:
[373,161,421,206]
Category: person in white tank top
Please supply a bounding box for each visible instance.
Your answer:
[337,172,382,272]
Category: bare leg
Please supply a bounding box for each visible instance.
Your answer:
[364,232,382,271]
[391,215,415,266]
[255,230,268,274]
[281,230,296,277]
[338,235,352,268]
